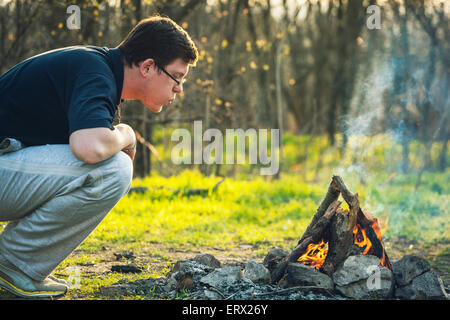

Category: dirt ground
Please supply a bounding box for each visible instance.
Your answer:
[0,238,448,300]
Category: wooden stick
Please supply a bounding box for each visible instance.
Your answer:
[207,286,226,299]
[331,175,359,208]
[250,285,337,298]
[297,178,340,245]
[289,200,341,262]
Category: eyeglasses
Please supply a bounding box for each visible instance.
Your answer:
[157,64,185,87]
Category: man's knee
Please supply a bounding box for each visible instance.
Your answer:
[99,151,133,200]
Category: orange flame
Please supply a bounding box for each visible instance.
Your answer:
[361,219,390,269]
[297,239,328,269]
[353,223,371,254]
[297,218,390,270]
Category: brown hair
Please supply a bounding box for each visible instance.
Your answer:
[117,16,198,68]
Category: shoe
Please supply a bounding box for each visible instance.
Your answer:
[48,275,73,288]
[0,261,67,298]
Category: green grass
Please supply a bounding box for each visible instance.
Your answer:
[82,167,448,256]
[85,171,326,250]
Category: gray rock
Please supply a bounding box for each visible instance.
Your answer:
[394,270,449,300]
[285,263,334,290]
[162,274,179,293]
[333,255,382,286]
[244,259,271,284]
[172,260,192,273]
[332,255,393,299]
[334,270,393,300]
[392,255,431,287]
[199,266,243,288]
[391,254,448,300]
[192,253,222,269]
[172,259,210,275]
[263,247,289,266]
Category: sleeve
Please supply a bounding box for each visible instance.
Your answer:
[67,72,118,135]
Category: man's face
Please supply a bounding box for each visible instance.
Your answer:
[138,58,189,113]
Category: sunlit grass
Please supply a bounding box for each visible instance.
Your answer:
[84,171,327,251]
[83,166,449,256]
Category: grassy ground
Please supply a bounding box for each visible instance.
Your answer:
[0,134,448,299]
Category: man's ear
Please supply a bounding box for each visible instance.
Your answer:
[139,58,155,77]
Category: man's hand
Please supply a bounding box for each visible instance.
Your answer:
[122,143,136,161]
[115,123,137,161]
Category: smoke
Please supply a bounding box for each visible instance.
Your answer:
[333,57,395,183]
[333,46,447,240]
[346,60,395,136]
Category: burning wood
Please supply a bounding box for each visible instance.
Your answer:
[268,175,391,284]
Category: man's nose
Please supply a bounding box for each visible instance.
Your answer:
[173,84,183,93]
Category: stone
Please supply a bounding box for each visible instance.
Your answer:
[285,263,334,290]
[243,259,271,284]
[192,253,222,269]
[171,254,220,276]
[334,269,393,300]
[391,254,448,300]
[199,266,243,288]
[263,247,290,282]
[172,260,196,273]
[332,255,393,299]
[162,275,178,293]
[333,255,382,285]
[171,259,213,276]
[263,247,289,267]
[391,255,431,287]
[394,270,448,300]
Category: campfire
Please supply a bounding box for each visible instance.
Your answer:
[267,175,391,284]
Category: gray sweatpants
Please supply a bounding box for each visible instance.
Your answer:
[0,141,133,281]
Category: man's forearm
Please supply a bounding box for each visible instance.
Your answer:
[69,124,136,164]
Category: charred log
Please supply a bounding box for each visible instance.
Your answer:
[297,178,340,245]
[320,202,358,276]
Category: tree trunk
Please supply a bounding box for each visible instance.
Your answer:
[439,137,448,171]
[274,43,284,179]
